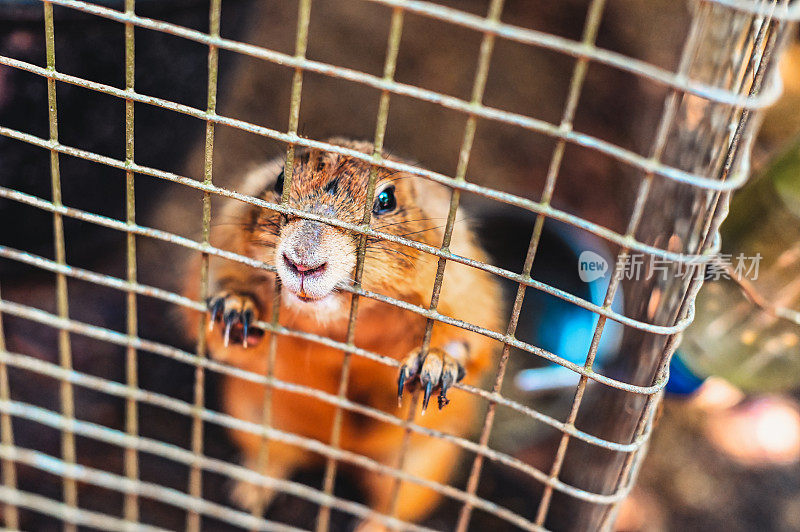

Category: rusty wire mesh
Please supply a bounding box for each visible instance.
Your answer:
[0,0,797,530]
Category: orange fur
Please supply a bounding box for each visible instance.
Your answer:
[183,139,503,525]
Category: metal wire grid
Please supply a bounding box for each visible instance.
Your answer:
[0,0,796,530]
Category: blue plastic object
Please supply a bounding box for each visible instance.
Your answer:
[514,222,624,393]
[664,351,707,396]
[510,221,706,396]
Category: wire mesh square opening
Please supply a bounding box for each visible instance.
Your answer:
[0,0,797,530]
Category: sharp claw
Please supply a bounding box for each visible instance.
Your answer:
[242,309,253,348]
[421,378,433,413]
[208,298,223,331]
[438,372,453,410]
[223,321,232,347]
[437,392,450,410]
[397,366,408,407]
[223,310,237,348]
[211,298,224,320]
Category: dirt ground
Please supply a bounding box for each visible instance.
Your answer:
[620,396,800,532]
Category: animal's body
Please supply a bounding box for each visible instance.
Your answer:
[184,139,502,526]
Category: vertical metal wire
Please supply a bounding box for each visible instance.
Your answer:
[250,0,313,524]
[0,284,19,531]
[42,4,79,530]
[454,1,607,530]
[314,7,405,532]
[185,1,221,531]
[598,5,784,528]
[693,0,781,230]
[122,0,140,524]
[386,0,505,520]
[532,3,714,525]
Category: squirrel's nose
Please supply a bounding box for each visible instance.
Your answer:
[283,253,327,277]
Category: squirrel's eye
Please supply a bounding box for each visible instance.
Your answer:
[273,169,284,194]
[372,186,396,215]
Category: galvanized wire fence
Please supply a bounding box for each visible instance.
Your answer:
[0,0,797,530]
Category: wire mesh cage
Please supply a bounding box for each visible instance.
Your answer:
[0,0,797,530]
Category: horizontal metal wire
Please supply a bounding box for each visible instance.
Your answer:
[0,244,651,456]
[0,485,169,532]
[0,201,674,392]
[43,0,794,110]
[365,0,800,48]
[0,355,550,530]
[0,444,304,532]
[0,246,197,312]
[0,183,676,395]
[0,244,652,455]
[0,398,443,532]
[0,47,756,194]
[0,300,649,505]
[0,65,727,267]
[703,0,800,17]
[0,126,706,339]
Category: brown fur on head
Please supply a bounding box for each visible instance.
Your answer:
[240,139,453,322]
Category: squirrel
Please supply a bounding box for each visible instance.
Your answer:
[184,138,502,526]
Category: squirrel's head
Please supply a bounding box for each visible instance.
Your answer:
[246,140,449,320]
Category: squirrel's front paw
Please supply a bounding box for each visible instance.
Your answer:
[397,345,467,412]
[206,291,264,348]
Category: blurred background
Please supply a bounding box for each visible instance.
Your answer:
[0,0,798,530]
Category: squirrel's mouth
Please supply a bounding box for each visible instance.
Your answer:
[277,252,339,303]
